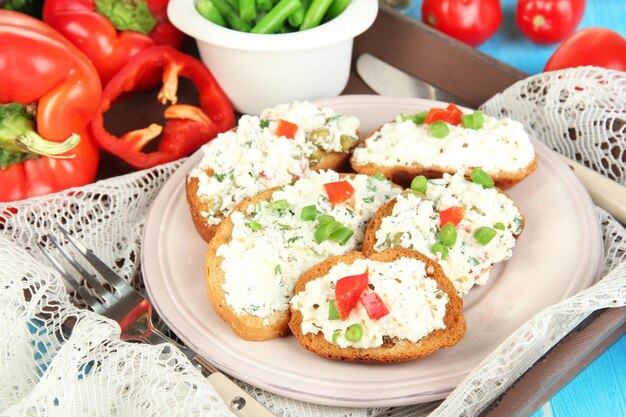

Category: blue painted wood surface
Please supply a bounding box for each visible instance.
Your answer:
[400,2,626,415]
[403,0,626,75]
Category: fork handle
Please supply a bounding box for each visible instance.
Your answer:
[128,326,277,416]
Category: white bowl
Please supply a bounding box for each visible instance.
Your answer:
[168,0,378,114]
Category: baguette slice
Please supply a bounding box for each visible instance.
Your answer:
[350,112,538,189]
[363,172,525,295]
[205,171,401,341]
[289,249,466,363]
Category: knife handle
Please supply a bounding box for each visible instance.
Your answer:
[558,154,626,224]
[207,372,277,417]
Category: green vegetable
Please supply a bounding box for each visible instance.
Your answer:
[314,220,342,243]
[299,0,333,30]
[288,0,311,26]
[323,0,351,22]
[196,0,227,26]
[317,214,335,225]
[345,323,363,342]
[474,226,497,245]
[332,332,340,344]
[300,205,317,221]
[410,175,428,194]
[439,222,457,247]
[249,221,262,231]
[328,226,353,245]
[239,0,257,21]
[400,110,428,125]
[430,242,449,260]
[470,168,495,189]
[268,199,289,211]
[461,111,485,129]
[95,0,157,34]
[212,0,252,31]
[328,300,339,320]
[428,120,449,138]
[256,0,273,11]
[251,0,301,34]
[372,171,387,181]
[493,222,505,230]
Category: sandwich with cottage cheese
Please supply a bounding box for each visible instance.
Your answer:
[350,103,537,189]
[363,170,525,295]
[289,249,465,362]
[205,170,401,341]
[187,101,361,242]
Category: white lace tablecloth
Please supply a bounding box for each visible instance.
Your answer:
[1,67,625,417]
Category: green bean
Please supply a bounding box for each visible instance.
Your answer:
[256,0,273,11]
[322,0,350,22]
[239,0,256,21]
[212,0,251,31]
[196,0,227,27]
[224,0,240,11]
[251,0,300,34]
[288,0,311,27]
[299,0,332,31]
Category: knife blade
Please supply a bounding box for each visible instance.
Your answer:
[355,53,626,224]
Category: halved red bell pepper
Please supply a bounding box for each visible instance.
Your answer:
[335,269,369,320]
[89,45,235,169]
[43,0,184,86]
[0,10,102,202]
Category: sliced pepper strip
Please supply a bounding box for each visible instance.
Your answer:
[89,45,235,169]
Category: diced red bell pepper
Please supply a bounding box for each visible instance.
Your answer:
[439,206,465,227]
[324,180,355,206]
[89,45,234,169]
[425,103,463,126]
[335,269,369,320]
[275,119,298,139]
[360,292,390,320]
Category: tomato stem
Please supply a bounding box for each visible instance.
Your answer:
[95,0,158,35]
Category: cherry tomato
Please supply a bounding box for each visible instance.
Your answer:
[516,0,586,45]
[544,28,626,72]
[421,0,502,47]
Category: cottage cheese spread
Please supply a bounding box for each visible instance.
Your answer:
[189,101,359,225]
[290,257,449,349]
[373,171,523,295]
[352,114,535,175]
[216,170,400,323]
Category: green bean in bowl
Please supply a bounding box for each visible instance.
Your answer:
[197,0,352,34]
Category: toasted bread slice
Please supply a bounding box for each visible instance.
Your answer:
[205,171,401,341]
[350,113,538,189]
[289,249,465,363]
[363,172,525,295]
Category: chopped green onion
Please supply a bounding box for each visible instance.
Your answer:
[328,300,339,320]
[317,214,335,225]
[249,221,262,231]
[475,226,497,245]
[410,175,428,194]
[328,226,353,245]
[259,118,270,128]
[268,199,289,210]
[493,222,505,230]
[344,323,363,342]
[461,111,485,129]
[300,205,317,221]
[439,222,457,247]
[314,221,342,243]
[430,242,449,260]
[470,168,494,189]
[332,332,340,344]
[372,171,387,181]
[428,120,449,138]
[400,111,428,125]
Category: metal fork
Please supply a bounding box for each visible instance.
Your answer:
[39,226,275,417]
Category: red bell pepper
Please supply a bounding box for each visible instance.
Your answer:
[335,269,369,320]
[439,206,465,227]
[0,10,102,202]
[360,292,390,320]
[43,0,184,86]
[425,103,463,126]
[324,180,355,206]
[275,119,299,139]
[89,45,235,169]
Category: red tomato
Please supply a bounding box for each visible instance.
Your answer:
[544,28,626,72]
[335,270,369,320]
[324,180,355,206]
[516,0,586,45]
[275,119,298,139]
[439,206,465,227]
[360,292,390,320]
[421,0,502,47]
[425,103,463,126]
